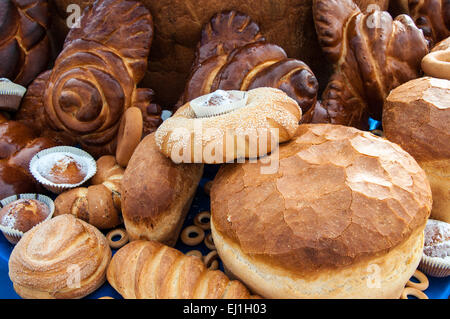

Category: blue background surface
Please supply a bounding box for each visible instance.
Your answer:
[0,164,448,299]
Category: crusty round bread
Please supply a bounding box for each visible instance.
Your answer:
[211,124,432,299]
[8,214,111,299]
[122,133,204,246]
[155,87,302,164]
[383,77,450,223]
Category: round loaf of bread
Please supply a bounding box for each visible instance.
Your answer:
[383,77,450,223]
[8,214,111,299]
[211,124,432,298]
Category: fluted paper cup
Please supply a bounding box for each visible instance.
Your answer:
[0,78,26,112]
[190,90,248,118]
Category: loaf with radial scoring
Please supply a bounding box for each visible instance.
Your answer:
[211,124,432,298]
[107,240,257,299]
[0,0,50,86]
[15,0,162,157]
[8,214,111,299]
[309,0,428,128]
[383,77,450,223]
[122,133,203,246]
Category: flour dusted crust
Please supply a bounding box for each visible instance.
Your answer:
[8,214,111,299]
[155,87,302,163]
[211,124,432,298]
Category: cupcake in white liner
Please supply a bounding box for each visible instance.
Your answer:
[29,146,97,194]
[418,219,450,277]
[0,78,26,112]
[190,90,248,118]
[0,193,54,244]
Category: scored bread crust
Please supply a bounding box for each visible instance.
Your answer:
[211,124,432,277]
[155,87,302,164]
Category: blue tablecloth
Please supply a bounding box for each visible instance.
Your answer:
[0,164,448,299]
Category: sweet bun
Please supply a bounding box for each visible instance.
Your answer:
[383,77,450,223]
[8,214,111,299]
[211,124,432,298]
[122,133,203,246]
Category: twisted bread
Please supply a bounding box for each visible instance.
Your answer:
[0,120,58,200]
[54,155,123,229]
[16,0,162,157]
[178,11,319,118]
[107,240,256,299]
[9,214,111,299]
[0,0,50,86]
[409,0,450,47]
[310,0,429,128]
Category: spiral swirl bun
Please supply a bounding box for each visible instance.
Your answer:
[9,214,111,299]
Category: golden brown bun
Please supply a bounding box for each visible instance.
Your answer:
[310,0,428,128]
[0,0,50,86]
[49,0,388,107]
[116,107,143,167]
[211,124,432,298]
[156,87,302,164]
[16,0,161,157]
[54,155,123,229]
[8,214,111,299]
[107,240,257,299]
[122,133,203,246]
[383,77,450,223]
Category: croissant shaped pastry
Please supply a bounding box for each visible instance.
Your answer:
[409,0,450,47]
[0,0,50,86]
[107,240,258,299]
[178,11,319,118]
[16,0,162,157]
[311,0,429,128]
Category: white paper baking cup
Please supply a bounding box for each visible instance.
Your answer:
[418,254,450,278]
[29,146,97,194]
[0,78,26,112]
[190,90,248,118]
[0,193,55,245]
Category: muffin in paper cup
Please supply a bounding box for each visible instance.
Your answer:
[0,193,55,245]
[0,78,26,112]
[190,90,248,118]
[418,219,450,277]
[29,146,97,194]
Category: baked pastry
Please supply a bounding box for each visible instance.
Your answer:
[419,219,450,277]
[211,124,432,299]
[408,0,450,47]
[156,87,302,164]
[54,155,124,229]
[122,133,203,246]
[177,11,319,119]
[8,214,111,299]
[383,77,450,223]
[49,0,388,107]
[0,120,58,200]
[0,0,50,86]
[16,0,162,157]
[0,198,50,244]
[310,0,429,128]
[107,240,256,299]
[422,37,450,80]
[43,155,86,185]
[116,107,143,167]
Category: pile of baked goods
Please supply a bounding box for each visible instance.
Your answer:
[0,0,448,299]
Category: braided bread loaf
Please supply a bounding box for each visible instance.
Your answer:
[409,0,450,47]
[16,0,162,157]
[54,155,123,229]
[107,240,257,299]
[178,11,319,119]
[0,0,50,86]
[310,0,429,128]
[0,119,58,200]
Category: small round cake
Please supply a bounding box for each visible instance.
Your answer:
[0,199,50,244]
[419,219,450,277]
[44,155,86,185]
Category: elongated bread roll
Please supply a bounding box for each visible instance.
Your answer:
[107,240,257,299]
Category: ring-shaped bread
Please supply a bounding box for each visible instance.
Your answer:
[155,87,302,164]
